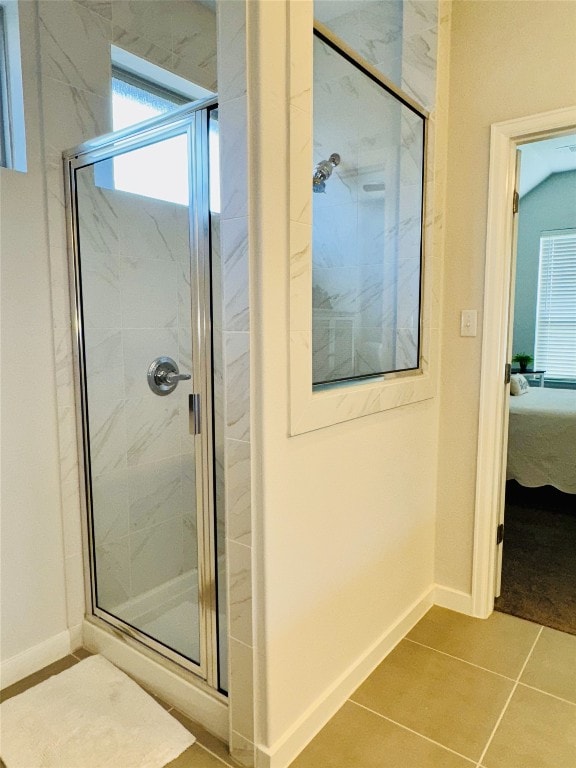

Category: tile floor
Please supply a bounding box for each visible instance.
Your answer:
[291,607,576,768]
[1,607,575,767]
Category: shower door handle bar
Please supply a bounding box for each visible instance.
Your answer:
[189,393,201,435]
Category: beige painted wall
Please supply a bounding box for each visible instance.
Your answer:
[0,1,69,672]
[436,0,576,592]
[250,1,450,753]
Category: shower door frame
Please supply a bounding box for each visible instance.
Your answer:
[64,96,221,689]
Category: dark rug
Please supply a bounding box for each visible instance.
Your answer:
[495,481,576,635]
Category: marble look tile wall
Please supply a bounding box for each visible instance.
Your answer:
[75,173,197,617]
[315,0,403,88]
[36,0,256,759]
[312,35,424,384]
[314,0,438,112]
[38,0,217,636]
[216,1,254,764]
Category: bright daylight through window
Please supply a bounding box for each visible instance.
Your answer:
[111,69,189,205]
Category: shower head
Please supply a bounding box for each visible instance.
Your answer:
[313,153,340,193]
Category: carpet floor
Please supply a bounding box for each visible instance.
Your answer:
[495,481,576,635]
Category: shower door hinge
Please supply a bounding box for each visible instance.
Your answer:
[189,393,201,435]
[504,362,511,385]
[512,190,519,214]
[496,523,504,545]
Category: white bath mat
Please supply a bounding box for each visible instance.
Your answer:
[0,654,195,768]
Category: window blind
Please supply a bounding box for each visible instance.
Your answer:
[534,229,576,380]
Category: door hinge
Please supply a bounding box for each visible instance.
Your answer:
[512,190,519,214]
[496,523,504,545]
[505,362,511,385]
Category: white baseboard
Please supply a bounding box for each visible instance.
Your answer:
[0,629,73,689]
[433,584,474,615]
[256,586,435,768]
[69,623,83,651]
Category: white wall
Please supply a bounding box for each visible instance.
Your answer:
[436,0,576,594]
[0,1,69,683]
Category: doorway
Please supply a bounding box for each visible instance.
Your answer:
[64,99,227,692]
[494,134,576,632]
[471,106,576,620]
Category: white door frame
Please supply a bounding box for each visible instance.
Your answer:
[471,106,576,619]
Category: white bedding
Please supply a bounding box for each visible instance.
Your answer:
[507,388,576,493]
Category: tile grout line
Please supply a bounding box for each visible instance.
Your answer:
[516,681,576,707]
[348,699,478,765]
[405,637,521,681]
[196,742,236,767]
[474,626,544,768]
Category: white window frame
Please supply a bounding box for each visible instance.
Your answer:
[534,228,576,381]
[0,0,26,171]
[111,46,214,105]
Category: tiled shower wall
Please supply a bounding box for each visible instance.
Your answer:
[38,0,217,641]
[314,0,438,111]
[76,175,197,609]
[34,0,253,762]
[311,1,437,383]
[216,0,253,761]
[38,0,256,761]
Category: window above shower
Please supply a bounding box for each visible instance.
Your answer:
[312,31,425,386]
[102,47,215,206]
[111,68,189,205]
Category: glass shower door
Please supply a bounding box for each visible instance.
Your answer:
[70,114,216,680]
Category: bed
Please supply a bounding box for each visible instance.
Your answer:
[507,387,576,494]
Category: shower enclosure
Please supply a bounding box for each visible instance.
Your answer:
[64,98,227,693]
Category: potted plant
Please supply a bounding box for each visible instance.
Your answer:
[512,353,533,372]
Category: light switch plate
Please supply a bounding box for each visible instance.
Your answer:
[460,309,477,337]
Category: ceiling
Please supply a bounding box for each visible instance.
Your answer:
[518,133,576,197]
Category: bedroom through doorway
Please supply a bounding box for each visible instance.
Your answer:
[495,133,576,635]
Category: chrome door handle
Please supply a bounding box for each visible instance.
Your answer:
[164,370,192,385]
[147,356,191,396]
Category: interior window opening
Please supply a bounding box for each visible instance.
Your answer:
[311,30,426,388]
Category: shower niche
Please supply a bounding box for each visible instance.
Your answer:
[65,101,227,694]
